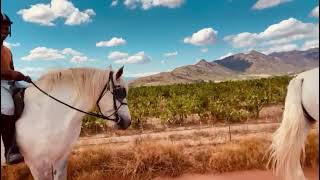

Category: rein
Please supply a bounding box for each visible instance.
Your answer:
[29,71,125,123]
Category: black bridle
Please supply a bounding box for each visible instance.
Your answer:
[95,71,128,123]
[30,71,127,124]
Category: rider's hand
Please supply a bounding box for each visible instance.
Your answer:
[24,76,32,83]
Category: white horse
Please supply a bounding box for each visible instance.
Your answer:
[268,67,319,180]
[1,66,131,180]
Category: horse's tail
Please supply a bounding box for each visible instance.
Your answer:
[268,76,312,180]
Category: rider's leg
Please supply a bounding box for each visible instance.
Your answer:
[1,85,15,116]
[1,86,23,164]
[1,115,13,156]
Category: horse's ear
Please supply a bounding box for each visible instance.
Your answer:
[116,66,124,80]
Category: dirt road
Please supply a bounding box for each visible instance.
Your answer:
[76,122,279,148]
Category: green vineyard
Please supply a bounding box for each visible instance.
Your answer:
[82,75,292,133]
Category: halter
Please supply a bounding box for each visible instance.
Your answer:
[30,71,127,124]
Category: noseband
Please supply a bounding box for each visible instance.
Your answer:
[30,71,127,124]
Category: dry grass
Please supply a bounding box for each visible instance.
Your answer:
[2,132,318,180]
[305,130,319,168]
[192,137,270,174]
[68,142,192,180]
[1,163,33,180]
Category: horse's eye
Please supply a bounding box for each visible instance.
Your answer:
[114,88,126,99]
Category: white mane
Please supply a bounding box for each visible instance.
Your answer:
[35,67,110,105]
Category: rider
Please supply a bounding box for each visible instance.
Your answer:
[1,12,32,164]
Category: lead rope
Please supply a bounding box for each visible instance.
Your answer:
[29,81,118,122]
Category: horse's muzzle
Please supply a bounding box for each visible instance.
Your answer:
[115,117,131,130]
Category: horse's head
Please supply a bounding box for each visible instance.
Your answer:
[97,66,131,130]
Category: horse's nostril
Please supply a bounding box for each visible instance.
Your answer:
[116,118,131,130]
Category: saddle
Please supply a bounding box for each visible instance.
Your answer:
[12,88,26,121]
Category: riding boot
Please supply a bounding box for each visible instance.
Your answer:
[0,114,24,165]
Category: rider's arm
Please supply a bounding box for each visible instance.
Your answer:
[10,55,15,70]
[1,70,26,81]
[1,51,28,81]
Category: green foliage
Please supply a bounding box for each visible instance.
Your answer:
[82,75,292,132]
[81,115,107,135]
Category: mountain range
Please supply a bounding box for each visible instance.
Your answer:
[129,48,319,87]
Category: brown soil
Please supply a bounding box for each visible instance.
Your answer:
[76,123,280,149]
[155,168,319,180]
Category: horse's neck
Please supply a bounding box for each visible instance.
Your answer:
[25,81,95,125]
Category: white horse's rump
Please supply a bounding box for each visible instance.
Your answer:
[268,67,319,180]
[1,67,131,180]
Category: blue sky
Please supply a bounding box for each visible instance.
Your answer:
[1,0,319,79]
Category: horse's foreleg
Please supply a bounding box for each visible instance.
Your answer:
[27,161,53,180]
[53,157,68,180]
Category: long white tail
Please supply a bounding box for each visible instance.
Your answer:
[268,77,312,180]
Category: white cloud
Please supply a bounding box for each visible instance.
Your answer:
[141,0,184,10]
[17,67,46,79]
[261,43,298,54]
[252,0,291,10]
[109,51,151,64]
[160,51,179,64]
[184,28,218,46]
[124,0,137,9]
[122,0,184,10]
[111,0,118,7]
[17,4,55,26]
[301,40,319,50]
[310,6,319,18]
[224,32,259,48]
[70,55,89,63]
[21,47,65,61]
[21,47,92,62]
[201,48,208,53]
[219,52,233,60]
[261,38,299,46]
[259,18,318,40]
[224,18,319,49]
[65,9,95,25]
[96,37,127,47]
[108,51,129,60]
[163,51,178,57]
[17,0,95,26]
[126,71,160,77]
[62,48,82,56]
[3,42,21,49]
